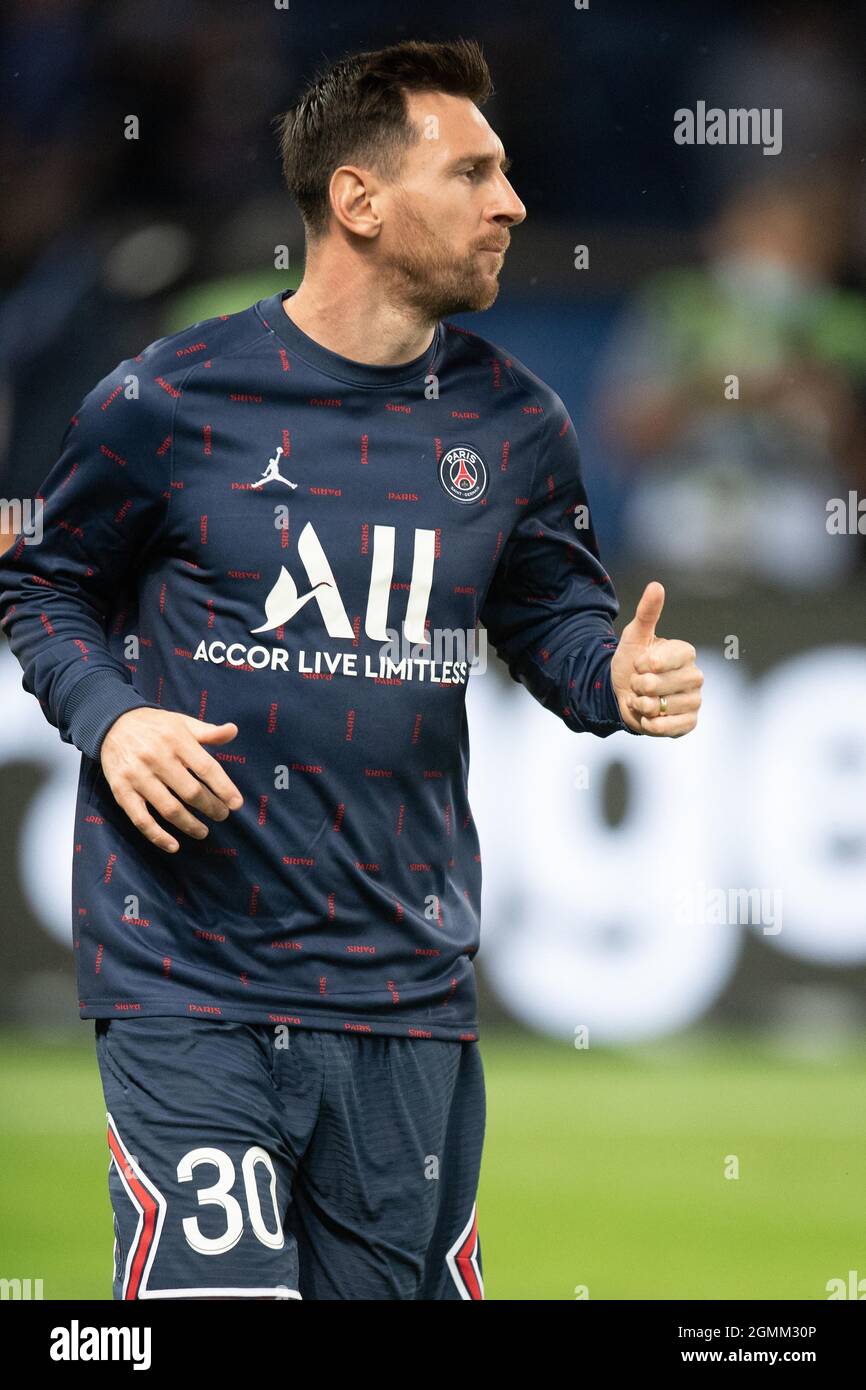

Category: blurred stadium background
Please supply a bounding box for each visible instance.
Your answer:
[1,0,865,1300]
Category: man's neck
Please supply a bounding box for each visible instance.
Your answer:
[282,269,436,367]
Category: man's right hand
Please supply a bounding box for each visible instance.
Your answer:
[100,709,244,853]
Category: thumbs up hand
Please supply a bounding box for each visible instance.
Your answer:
[609,581,704,736]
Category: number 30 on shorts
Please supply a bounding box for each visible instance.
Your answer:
[178,1146,284,1253]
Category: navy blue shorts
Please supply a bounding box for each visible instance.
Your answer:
[94,1017,485,1301]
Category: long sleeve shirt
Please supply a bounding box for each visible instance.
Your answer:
[0,288,632,1039]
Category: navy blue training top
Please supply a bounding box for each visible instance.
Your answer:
[0,289,633,1040]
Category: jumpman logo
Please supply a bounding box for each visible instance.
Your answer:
[251,446,298,490]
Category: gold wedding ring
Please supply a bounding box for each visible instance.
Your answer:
[658,695,668,716]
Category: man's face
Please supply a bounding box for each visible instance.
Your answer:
[374,91,526,318]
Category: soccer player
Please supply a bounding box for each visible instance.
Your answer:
[0,38,703,1300]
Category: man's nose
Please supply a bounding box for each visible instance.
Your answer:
[494,182,526,226]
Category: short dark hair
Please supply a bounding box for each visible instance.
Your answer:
[274,38,494,242]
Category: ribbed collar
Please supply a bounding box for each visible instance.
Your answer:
[256,288,443,388]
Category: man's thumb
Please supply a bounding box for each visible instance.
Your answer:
[183,718,238,743]
[627,581,665,641]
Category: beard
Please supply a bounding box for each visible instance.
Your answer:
[381,192,505,319]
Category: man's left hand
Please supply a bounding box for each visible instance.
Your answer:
[610,581,703,737]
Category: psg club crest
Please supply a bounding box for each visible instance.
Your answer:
[438,444,488,504]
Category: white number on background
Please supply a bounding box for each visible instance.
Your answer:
[179,1146,284,1253]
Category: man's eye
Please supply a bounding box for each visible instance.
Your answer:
[462,167,480,180]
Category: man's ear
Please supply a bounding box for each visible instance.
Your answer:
[329,166,382,240]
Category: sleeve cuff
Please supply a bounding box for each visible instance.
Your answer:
[601,656,642,736]
[61,669,156,761]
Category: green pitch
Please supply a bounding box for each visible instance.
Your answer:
[1,1029,863,1301]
